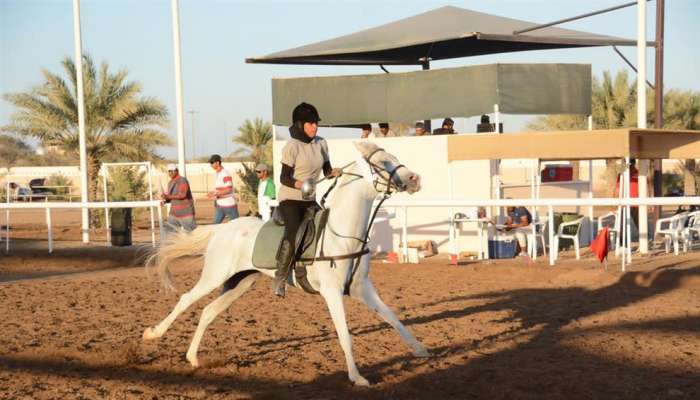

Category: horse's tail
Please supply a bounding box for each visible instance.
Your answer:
[145,224,219,291]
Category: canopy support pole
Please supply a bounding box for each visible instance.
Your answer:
[422,59,431,133]
[637,0,649,255]
[588,116,595,244]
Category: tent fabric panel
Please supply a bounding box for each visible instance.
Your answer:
[272,74,388,126]
[247,6,641,65]
[386,64,498,123]
[272,63,591,125]
[446,130,630,161]
[497,64,592,115]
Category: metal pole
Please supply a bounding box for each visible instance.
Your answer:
[421,60,431,133]
[588,116,595,244]
[5,180,10,253]
[548,205,555,266]
[171,0,187,176]
[72,0,90,243]
[46,208,53,254]
[514,0,651,35]
[147,163,156,247]
[103,168,110,244]
[402,206,408,262]
[637,0,649,255]
[653,0,665,221]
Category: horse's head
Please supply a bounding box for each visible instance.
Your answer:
[353,141,421,194]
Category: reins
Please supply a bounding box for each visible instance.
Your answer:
[308,148,406,295]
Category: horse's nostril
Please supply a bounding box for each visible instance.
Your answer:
[409,175,417,181]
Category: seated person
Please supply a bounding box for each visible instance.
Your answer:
[433,118,456,135]
[414,121,428,136]
[377,122,396,137]
[477,114,495,133]
[504,205,532,257]
[360,124,372,139]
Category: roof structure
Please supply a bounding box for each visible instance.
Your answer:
[247,6,650,65]
[446,129,700,161]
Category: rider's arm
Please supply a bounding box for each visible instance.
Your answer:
[280,163,301,189]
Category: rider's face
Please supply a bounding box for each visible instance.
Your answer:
[303,121,318,138]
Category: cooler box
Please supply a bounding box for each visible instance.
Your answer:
[488,237,517,259]
[541,165,573,182]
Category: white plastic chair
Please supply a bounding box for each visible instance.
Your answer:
[553,216,584,261]
[654,212,689,255]
[682,211,700,252]
[527,218,547,260]
[597,211,621,257]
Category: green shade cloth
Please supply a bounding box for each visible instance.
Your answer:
[247,6,647,65]
[272,63,591,126]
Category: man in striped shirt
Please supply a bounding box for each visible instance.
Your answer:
[161,163,196,232]
[208,154,239,224]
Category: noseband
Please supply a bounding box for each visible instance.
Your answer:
[364,147,407,194]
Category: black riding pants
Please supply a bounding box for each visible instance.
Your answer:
[278,199,317,255]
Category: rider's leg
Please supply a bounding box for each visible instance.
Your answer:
[273,200,302,297]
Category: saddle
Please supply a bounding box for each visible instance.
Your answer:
[252,206,330,294]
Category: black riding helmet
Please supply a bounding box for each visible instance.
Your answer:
[292,102,321,124]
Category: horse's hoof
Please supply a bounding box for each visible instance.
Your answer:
[186,353,199,368]
[142,327,157,341]
[413,347,431,358]
[351,375,370,387]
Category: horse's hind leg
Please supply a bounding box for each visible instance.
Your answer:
[186,271,260,367]
[352,280,430,357]
[143,274,223,341]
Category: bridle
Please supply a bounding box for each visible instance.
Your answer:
[311,147,411,295]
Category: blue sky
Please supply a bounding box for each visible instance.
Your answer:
[1,0,698,160]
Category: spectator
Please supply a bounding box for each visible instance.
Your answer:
[255,163,276,222]
[504,205,532,257]
[414,121,428,136]
[161,163,196,232]
[207,154,239,224]
[433,118,456,135]
[360,124,372,139]
[477,114,495,133]
[377,122,396,138]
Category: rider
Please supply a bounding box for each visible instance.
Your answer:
[273,102,341,297]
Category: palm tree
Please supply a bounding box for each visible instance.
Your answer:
[231,118,273,162]
[0,135,36,166]
[528,71,643,195]
[231,118,273,214]
[2,55,171,223]
[661,90,700,195]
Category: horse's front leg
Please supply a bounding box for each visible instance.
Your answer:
[320,286,370,386]
[351,279,430,357]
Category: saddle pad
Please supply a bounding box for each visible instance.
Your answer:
[251,208,330,270]
[252,220,285,270]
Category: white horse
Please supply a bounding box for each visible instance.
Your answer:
[142,141,429,386]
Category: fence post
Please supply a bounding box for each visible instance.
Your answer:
[46,208,53,254]
[548,205,555,266]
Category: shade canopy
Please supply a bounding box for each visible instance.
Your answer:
[272,63,591,126]
[446,129,700,161]
[247,6,646,65]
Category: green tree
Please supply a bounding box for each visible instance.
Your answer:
[231,118,273,214]
[2,55,171,223]
[0,135,36,166]
[527,70,700,195]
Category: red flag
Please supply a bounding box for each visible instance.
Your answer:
[590,227,610,263]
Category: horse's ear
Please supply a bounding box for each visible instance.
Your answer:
[353,141,378,158]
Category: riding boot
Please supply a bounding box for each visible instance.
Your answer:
[272,239,294,297]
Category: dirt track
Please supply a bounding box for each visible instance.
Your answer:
[1,241,699,399]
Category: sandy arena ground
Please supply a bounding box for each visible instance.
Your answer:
[1,208,699,399]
